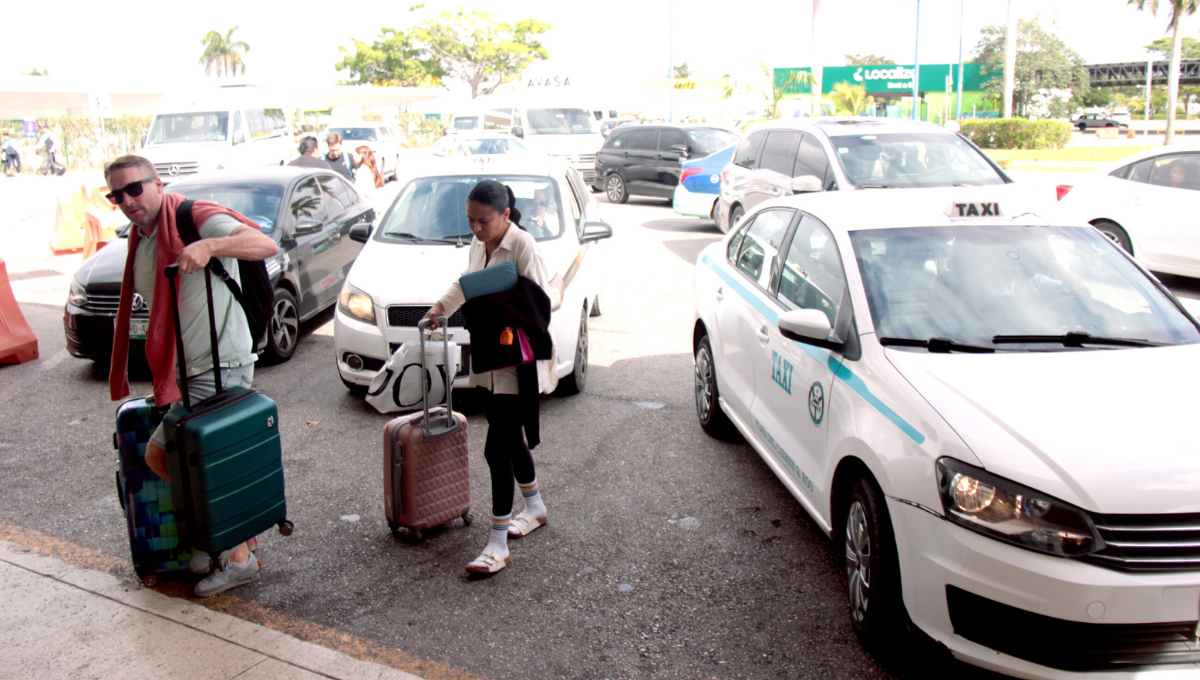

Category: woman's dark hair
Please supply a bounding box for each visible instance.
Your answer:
[468,179,524,230]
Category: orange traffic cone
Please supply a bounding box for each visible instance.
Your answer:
[49,197,85,255]
[0,259,39,364]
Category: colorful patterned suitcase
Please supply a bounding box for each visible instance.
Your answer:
[162,264,293,563]
[114,396,192,584]
[383,317,473,540]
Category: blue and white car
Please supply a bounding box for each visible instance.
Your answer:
[694,188,1200,679]
[672,143,735,220]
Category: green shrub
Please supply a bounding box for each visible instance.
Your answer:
[959,118,1072,150]
[39,115,152,171]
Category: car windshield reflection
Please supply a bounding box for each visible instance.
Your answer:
[832,132,1006,188]
[850,225,1200,350]
[165,182,282,233]
[380,175,564,242]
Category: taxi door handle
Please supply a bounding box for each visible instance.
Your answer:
[715,286,724,301]
[756,324,771,343]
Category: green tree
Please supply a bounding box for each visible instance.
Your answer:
[844,54,895,66]
[1131,0,1199,144]
[830,82,875,115]
[336,28,445,86]
[22,68,49,76]
[673,62,692,78]
[725,64,814,119]
[1145,36,1200,59]
[199,27,249,78]
[415,9,550,99]
[973,18,1088,118]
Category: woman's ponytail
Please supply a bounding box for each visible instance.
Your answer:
[468,179,525,230]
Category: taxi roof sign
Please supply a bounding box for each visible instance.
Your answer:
[945,201,1003,218]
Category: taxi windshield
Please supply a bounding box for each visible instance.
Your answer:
[850,225,1200,350]
[831,133,1006,188]
[380,175,564,242]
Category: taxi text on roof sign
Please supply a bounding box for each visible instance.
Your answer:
[946,201,1002,218]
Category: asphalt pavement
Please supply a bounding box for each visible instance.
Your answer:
[2,163,1196,680]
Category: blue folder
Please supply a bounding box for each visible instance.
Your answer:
[460,261,518,300]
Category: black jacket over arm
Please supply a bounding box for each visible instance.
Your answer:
[462,276,553,447]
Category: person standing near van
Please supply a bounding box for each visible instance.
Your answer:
[324,131,360,182]
[289,136,332,170]
[104,154,279,597]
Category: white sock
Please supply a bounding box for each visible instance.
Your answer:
[485,514,510,557]
[518,479,546,518]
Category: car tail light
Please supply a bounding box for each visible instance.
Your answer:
[721,169,730,184]
[1056,185,1073,201]
[680,168,702,184]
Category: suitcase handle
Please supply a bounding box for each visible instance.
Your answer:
[165,263,225,411]
[417,316,457,438]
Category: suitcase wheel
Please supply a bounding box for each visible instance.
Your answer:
[461,510,474,526]
[411,528,424,541]
[277,519,294,536]
[387,521,400,533]
[142,575,158,587]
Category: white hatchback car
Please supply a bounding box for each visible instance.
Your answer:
[319,123,405,181]
[694,189,1200,679]
[1056,143,1200,279]
[335,157,611,396]
[430,132,533,159]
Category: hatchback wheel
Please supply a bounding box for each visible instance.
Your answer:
[694,334,735,440]
[1093,219,1132,254]
[556,304,588,395]
[727,204,744,233]
[844,477,904,646]
[264,288,299,363]
[606,174,628,204]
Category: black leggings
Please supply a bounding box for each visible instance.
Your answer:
[483,392,536,517]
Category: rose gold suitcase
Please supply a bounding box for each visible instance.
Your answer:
[383,317,473,540]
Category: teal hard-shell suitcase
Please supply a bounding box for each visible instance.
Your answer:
[162,264,293,564]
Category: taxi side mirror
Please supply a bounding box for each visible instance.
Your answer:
[349,222,372,244]
[778,308,843,351]
[581,221,613,243]
[790,175,823,193]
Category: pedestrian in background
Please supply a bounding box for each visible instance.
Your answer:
[324,131,360,183]
[289,136,333,170]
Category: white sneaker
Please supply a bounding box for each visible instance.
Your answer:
[194,554,260,597]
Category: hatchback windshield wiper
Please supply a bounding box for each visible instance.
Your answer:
[858,183,901,189]
[878,337,995,353]
[384,232,438,242]
[438,232,475,242]
[992,332,1161,348]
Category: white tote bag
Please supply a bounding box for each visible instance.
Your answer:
[365,340,461,414]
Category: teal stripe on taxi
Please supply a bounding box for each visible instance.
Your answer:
[701,254,926,444]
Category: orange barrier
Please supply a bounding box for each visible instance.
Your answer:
[1127,129,1137,139]
[0,259,39,364]
[89,185,116,212]
[82,207,118,260]
[70,190,88,223]
[49,197,85,255]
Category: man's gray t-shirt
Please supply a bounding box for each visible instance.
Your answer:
[133,213,256,377]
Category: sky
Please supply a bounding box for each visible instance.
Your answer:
[5,0,1199,96]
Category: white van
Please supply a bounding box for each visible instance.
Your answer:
[506,106,605,185]
[141,85,293,183]
[447,109,514,134]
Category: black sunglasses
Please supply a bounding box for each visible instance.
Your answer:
[106,177,155,205]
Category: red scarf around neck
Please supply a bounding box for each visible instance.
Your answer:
[109,193,261,405]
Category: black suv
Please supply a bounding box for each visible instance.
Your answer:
[64,166,374,367]
[593,124,737,203]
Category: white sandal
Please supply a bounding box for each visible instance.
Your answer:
[507,511,547,538]
[465,548,510,574]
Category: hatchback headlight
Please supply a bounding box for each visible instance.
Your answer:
[68,279,88,308]
[936,458,1104,557]
[338,284,375,324]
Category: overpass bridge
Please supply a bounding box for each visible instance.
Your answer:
[1087,59,1200,87]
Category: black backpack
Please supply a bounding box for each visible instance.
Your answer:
[176,200,273,347]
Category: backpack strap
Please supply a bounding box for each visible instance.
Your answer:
[175,200,250,312]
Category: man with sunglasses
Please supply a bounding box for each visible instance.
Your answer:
[103,155,279,597]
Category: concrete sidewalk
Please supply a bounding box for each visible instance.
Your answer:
[0,540,423,680]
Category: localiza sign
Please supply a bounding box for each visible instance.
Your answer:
[776,64,994,94]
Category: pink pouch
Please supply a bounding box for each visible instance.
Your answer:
[517,328,535,364]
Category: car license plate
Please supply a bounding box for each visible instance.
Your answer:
[129,319,148,340]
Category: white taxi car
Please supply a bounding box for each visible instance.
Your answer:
[693,189,1200,678]
[335,157,611,396]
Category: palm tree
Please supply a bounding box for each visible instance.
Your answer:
[199,27,250,78]
[830,82,875,116]
[1129,0,1199,144]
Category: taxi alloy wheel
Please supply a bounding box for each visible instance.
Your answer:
[557,305,588,395]
[694,335,735,440]
[1093,220,1132,254]
[606,173,628,204]
[844,477,903,645]
[727,205,744,234]
[265,288,299,363]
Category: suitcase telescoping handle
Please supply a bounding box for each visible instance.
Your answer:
[417,316,457,438]
[165,263,224,411]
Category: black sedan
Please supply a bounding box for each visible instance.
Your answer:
[64,166,374,366]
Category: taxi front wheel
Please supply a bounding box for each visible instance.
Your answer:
[844,477,904,647]
[694,335,736,440]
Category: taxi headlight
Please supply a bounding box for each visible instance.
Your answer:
[68,279,88,308]
[935,458,1104,557]
[338,284,375,324]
